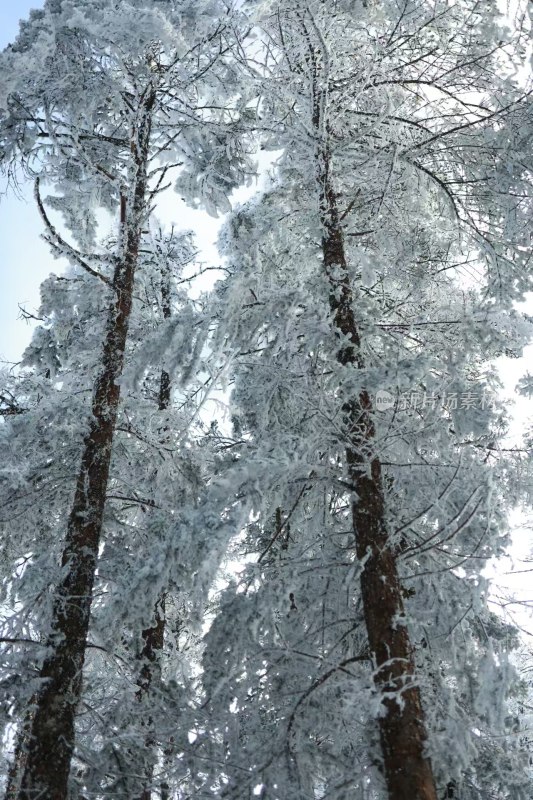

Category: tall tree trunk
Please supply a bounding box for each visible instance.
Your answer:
[292,14,436,791]
[134,266,172,800]
[17,89,156,800]
[157,266,172,415]
[317,145,438,799]
[136,596,166,800]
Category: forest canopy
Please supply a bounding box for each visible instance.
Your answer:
[0,1,532,799]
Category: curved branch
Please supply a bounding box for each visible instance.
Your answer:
[34,178,112,287]
[408,159,461,219]
[287,654,370,742]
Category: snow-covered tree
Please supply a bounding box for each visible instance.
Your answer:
[1,0,532,799]
[0,1,250,796]
[194,1,533,798]
[197,185,531,799]
[0,226,202,794]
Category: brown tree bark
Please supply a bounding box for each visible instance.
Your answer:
[317,147,438,800]
[17,88,156,800]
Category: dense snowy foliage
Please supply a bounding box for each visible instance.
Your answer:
[0,0,532,799]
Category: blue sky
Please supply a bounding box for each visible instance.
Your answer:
[0,0,224,364]
[1,1,49,363]
[1,2,43,48]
